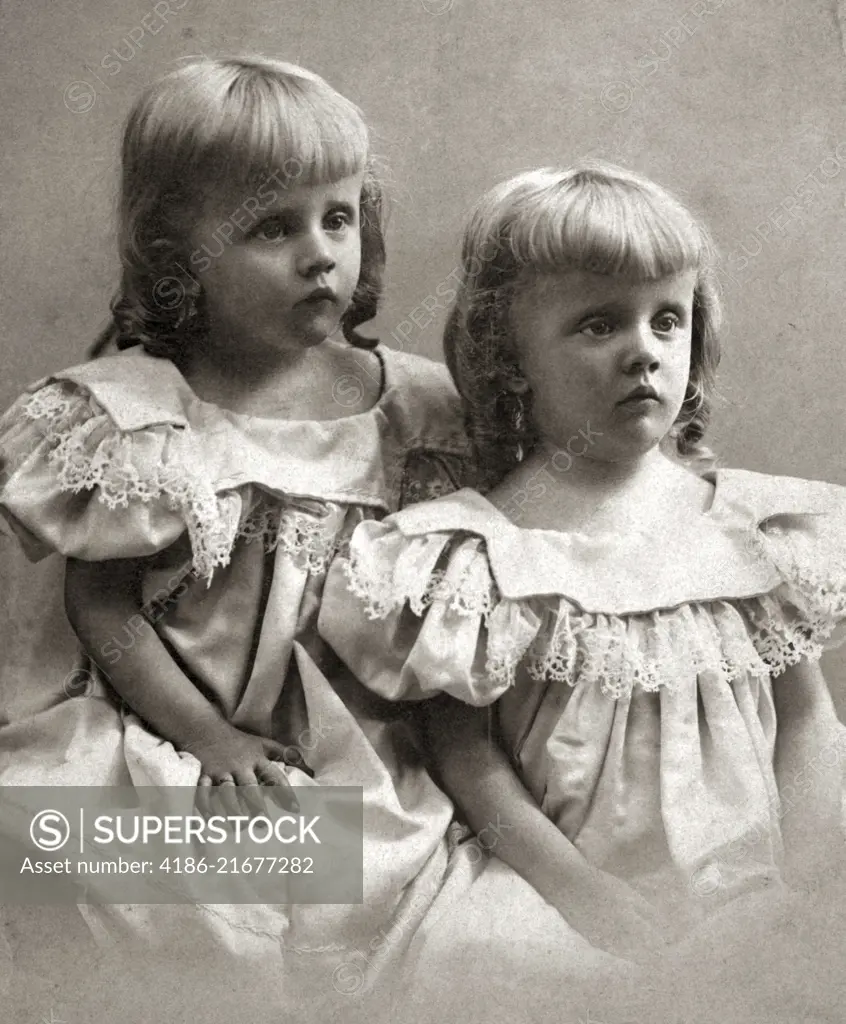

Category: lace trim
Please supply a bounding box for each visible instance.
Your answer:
[238,501,341,576]
[343,536,496,621]
[23,383,355,579]
[24,383,240,579]
[344,545,398,620]
[762,522,846,624]
[450,591,793,697]
[520,601,775,698]
[345,530,842,697]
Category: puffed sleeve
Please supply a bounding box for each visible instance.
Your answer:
[753,486,846,660]
[0,378,241,576]
[318,517,542,705]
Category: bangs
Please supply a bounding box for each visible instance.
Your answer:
[137,58,369,203]
[503,169,709,280]
[199,69,369,188]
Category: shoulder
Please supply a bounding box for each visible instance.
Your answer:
[1,350,191,462]
[322,497,514,706]
[380,346,455,394]
[375,348,477,508]
[713,468,845,521]
[347,490,515,615]
[709,467,846,667]
[2,350,191,437]
[388,488,502,539]
[0,352,241,575]
[378,347,466,454]
[37,350,191,430]
[343,494,499,628]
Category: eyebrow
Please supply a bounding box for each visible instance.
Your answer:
[259,197,359,219]
[325,199,358,218]
[574,297,690,320]
[575,302,621,318]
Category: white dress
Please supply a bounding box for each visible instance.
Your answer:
[0,345,499,1023]
[320,469,846,1023]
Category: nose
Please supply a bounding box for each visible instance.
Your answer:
[622,320,661,375]
[296,229,336,278]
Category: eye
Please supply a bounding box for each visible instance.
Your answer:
[325,210,352,233]
[252,217,287,241]
[652,312,680,334]
[580,318,615,339]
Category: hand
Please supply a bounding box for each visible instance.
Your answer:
[184,723,302,818]
[555,866,668,963]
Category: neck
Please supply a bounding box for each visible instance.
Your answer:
[182,334,321,417]
[179,331,384,421]
[497,439,681,533]
[530,437,669,495]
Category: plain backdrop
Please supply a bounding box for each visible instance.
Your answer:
[1,0,844,699]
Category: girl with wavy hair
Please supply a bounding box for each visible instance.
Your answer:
[0,55,471,1018]
[322,163,846,1020]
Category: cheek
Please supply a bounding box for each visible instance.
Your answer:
[528,369,588,424]
[209,255,281,294]
[341,235,363,281]
[200,270,244,313]
[671,335,694,377]
[201,263,275,320]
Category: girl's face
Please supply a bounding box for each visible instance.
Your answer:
[187,171,364,356]
[509,269,696,463]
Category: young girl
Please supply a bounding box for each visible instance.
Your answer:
[319,164,846,1018]
[0,55,472,1020]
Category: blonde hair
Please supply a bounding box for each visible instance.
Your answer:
[444,163,722,490]
[93,55,384,359]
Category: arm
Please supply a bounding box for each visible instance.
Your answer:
[421,695,665,958]
[772,657,844,886]
[422,695,592,904]
[64,557,293,790]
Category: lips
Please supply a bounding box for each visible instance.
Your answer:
[297,287,338,305]
[619,385,660,404]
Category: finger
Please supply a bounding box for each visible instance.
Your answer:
[232,771,266,817]
[272,748,314,780]
[261,739,292,762]
[195,775,213,820]
[256,759,289,785]
[262,739,313,776]
[255,760,286,806]
[257,760,300,812]
[216,775,242,818]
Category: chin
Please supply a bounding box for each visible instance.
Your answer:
[289,309,345,346]
[270,324,332,350]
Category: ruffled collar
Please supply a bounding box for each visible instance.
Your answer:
[386,470,844,614]
[43,347,466,509]
[339,469,844,695]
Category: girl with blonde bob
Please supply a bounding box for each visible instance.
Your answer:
[0,55,471,1019]
[91,56,385,360]
[444,164,721,490]
[322,163,846,1020]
